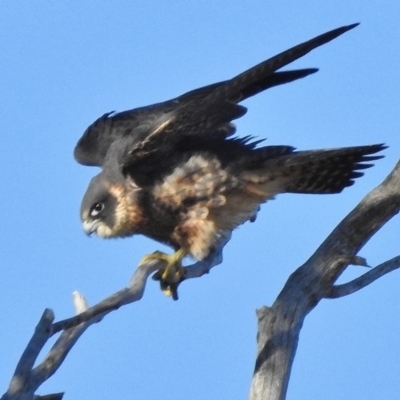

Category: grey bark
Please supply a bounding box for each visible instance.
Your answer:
[248,159,400,400]
[2,159,400,400]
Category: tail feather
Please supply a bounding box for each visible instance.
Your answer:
[211,143,385,237]
[282,144,386,194]
[240,144,386,196]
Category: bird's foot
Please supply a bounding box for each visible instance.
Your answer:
[139,249,187,300]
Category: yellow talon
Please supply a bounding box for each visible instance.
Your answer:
[139,249,187,300]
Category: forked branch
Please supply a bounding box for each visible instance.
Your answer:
[249,158,400,400]
[2,158,400,400]
[1,236,229,400]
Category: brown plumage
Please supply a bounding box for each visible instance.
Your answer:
[75,24,385,298]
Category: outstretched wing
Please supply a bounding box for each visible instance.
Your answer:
[123,24,358,171]
[74,69,315,167]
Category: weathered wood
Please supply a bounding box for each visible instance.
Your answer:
[248,159,400,400]
[1,236,228,400]
[2,160,399,399]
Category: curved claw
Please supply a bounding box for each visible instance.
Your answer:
[140,249,187,300]
[152,268,186,300]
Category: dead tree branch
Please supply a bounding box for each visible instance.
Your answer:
[249,159,400,400]
[325,256,400,298]
[2,157,399,400]
[1,235,229,400]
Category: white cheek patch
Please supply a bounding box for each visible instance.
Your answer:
[96,224,114,238]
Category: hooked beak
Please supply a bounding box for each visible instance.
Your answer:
[82,219,101,236]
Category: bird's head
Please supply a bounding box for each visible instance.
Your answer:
[80,173,141,238]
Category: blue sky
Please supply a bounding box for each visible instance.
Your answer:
[1,2,399,399]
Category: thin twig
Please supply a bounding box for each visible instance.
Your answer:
[249,158,400,400]
[51,235,230,335]
[2,310,54,400]
[324,256,400,298]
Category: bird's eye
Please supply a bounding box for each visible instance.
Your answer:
[90,202,104,217]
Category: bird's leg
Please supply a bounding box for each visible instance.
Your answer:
[139,248,187,300]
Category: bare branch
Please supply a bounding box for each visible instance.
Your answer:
[1,310,54,400]
[249,158,400,400]
[3,146,399,400]
[51,234,230,335]
[32,325,88,386]
[310,159,400,281]
[72,291,89,314]
[34,394,64,400]
[1,234,229,400]
[4,155,400,400]
[324,256,400,298]
[49,260,159,335]
[179,233,231,280]
[13,310,54,381]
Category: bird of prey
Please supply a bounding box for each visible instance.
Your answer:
[75,23,385,299]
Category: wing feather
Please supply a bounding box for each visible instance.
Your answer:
[124,24,358,167]
[74,69,316,167]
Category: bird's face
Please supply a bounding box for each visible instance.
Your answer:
[80,174,119,238]
[80,173,142,239]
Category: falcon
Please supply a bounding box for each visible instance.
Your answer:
[75,24,385,299]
